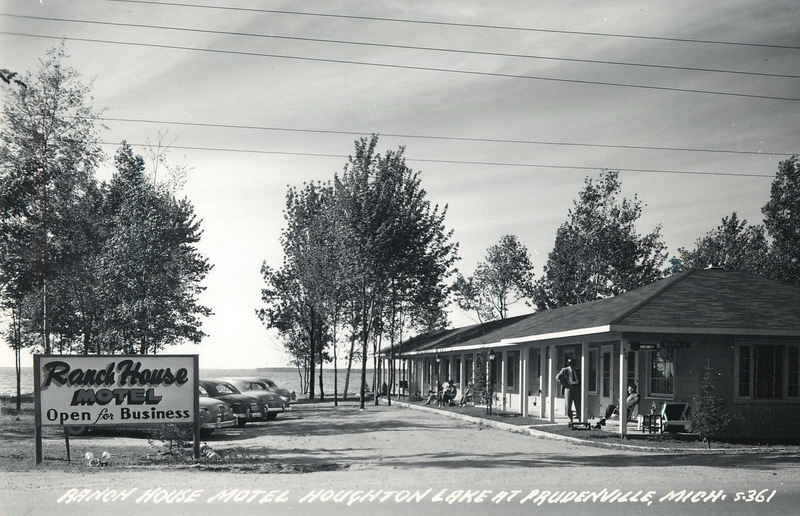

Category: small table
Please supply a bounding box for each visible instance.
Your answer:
[640,414,663,434]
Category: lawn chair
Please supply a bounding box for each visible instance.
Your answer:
[439,387,456,406]
[458,385,476,406]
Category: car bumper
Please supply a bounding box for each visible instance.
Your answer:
[200,419,237,429]
[235,412,262,420]
[265,406,284,413]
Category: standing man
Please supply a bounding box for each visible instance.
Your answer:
[556,358,581,423]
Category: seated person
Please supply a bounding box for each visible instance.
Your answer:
[440,379,457,406]
[424,382,442,405]
[595,385,639,428]
[459,383,475,406]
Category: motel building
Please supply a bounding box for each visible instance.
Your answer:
[382,268,800,440]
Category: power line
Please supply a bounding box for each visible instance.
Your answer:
[98,141,775,178]
[4,13,797,79]
[106,0,800,51]
[98,116,795,157]
[3,31,798,102]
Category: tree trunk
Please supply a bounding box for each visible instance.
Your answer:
[13,304,22,411]
[308,315,316,400]
[374,333,383,406]
[344,333,356,399]
[318,340,325,401]
[296,362,304,394]
[332,319,339,407]
[359,296,374,410]
[359,331,368,409]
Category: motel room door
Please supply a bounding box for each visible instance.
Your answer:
[600,344,614,409]
[527,347,541,413]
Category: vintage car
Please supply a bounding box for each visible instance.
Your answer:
[218,377,288,420]
[199,379,264,427]
[248,377,296,403]
[198,396,237,437]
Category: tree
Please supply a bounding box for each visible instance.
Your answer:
[690,366,734,448]
[763,156,800,286]
[533,170,667,309]
[258,137,458,406]
[257,182,333,400]
[0,45,103,354]
[674,212,769,275]
[332,136,458,408]
[98,143,212,354]
[454,234,534,322]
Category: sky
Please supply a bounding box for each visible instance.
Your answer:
[0,0,798,368]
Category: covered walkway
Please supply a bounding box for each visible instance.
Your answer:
[379,269,800,440]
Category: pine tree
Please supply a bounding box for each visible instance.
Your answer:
[690,366,733,449]
[534,171,667,309]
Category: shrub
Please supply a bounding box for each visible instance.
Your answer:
[147,424,193,456]
[690,366,734,448]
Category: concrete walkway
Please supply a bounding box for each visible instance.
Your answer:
[382,398,791,454]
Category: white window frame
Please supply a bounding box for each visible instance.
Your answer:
[646,349,675,400]
[627,350,640,392]
[735,339,800,403]
[587,349,599,395]
[506,350,519,392]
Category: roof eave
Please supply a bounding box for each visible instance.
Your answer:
[613,324,800,337]
[388,324,800,356]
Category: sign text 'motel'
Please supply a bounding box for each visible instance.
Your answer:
[630,341,691,351]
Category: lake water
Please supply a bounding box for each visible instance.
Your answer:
[0,366,373,398]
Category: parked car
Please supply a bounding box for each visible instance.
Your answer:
[218,377,288,420]
[199,379,264,427]
[198,396,237,437]
[248,376,296,403]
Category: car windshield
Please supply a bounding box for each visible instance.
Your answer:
[265,380,277,388]
[237,381,260,391]
[216,383,239,395]
[251,381,269,390]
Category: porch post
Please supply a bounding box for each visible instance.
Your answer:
[500,351,507,410]
[471,354,476,386]
[459,355,465,396]
[580,341,588,422]
[619,338,628,438]
[547,343,556,422]
[539,346,546,419]
[520,346,529,417]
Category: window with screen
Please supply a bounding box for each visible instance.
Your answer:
[588,349,598,394]
[737,341,799,400]
[648,349,675,397]
[506,351,519,390]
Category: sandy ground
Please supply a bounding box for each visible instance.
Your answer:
[1,401,799,516]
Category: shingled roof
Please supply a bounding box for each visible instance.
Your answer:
[387,269,800,355]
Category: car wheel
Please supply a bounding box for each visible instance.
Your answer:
[65,426,88,436]
[266,413,277,421]
[200,429,214,438]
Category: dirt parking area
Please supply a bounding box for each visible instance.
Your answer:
[2,401,800,516]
